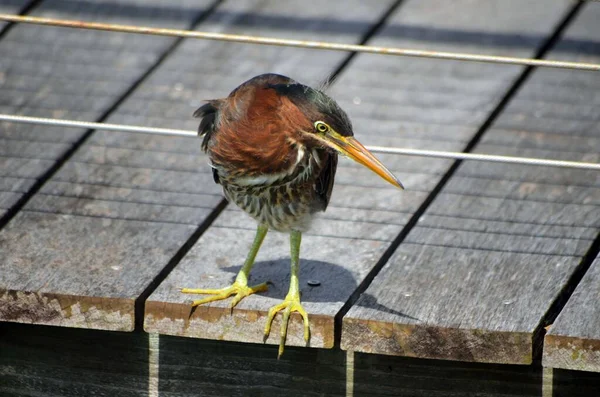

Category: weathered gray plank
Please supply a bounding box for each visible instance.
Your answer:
[146,209,392,348]
[544,254,600,373]
[342,2,599,364]
[0,0,220,330]
[0,0,214,218]
[145,0,571,352]
[0,211,197,330]
[0,0,398,333]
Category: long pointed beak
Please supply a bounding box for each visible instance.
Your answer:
[322,134,404,189]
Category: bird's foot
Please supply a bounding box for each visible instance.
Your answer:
[180,281,269,308]
[264,291,310,359]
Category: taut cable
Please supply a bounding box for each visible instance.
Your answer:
[1,114,598,171]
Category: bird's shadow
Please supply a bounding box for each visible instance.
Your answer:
[222,259,353,303]
[220,258,418,320]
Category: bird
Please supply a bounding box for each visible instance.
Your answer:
[181,73,403,358]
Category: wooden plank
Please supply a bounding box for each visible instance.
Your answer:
[552,369,600,397]
[145,0,571,352]
[9,322,591,397]
[0,0,222,331]
[0,0,216,218]
[544,255,600,373]
[7,322,600,397]
[352,352,546,397]
[0,0,397,332]
[342,2,599,364]
[0,322,150,397]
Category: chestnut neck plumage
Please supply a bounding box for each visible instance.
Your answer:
[198,74,338,232]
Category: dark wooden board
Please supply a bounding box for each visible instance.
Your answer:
[0,0,215,218]
[0,322,150,397]
[145,0,572,351]
[552,369,600,397]
[342,1,599,364]
[12,322,600,397]
[544,255,600,373]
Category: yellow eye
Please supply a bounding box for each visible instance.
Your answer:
[314,121,329,133]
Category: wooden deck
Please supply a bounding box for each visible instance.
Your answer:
[1,0,599,395]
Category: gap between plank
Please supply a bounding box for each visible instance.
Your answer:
[0,0,223,231]
[0,0,42,39]
[333,1,585,348]
[533,230,600,362]
[134,198,228,330]
[323,0,404,86]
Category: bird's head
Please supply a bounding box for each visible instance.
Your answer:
[267,75,404,189]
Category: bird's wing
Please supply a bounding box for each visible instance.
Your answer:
[193,101,220,152]
[315,152,338,211]
[194,101,222,184]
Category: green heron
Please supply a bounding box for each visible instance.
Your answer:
[181,73,403,357]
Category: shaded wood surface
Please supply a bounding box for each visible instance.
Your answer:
[342,1,599,364]
[10,322,600,397]
[544,255,600,373]
[3,321,600,397]
[0,323,150,397]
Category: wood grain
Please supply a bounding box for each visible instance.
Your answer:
[0,0,215,218]
[342,1,599,363]
[0,0,219,329]
[5,322,600,397]
[544,255,600,373]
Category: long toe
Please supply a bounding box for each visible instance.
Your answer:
[263,295,310,358]
[180,281,268,308]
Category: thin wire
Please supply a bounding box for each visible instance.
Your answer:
[1,114,598,171]
[0,14,599,72]
[0,114,196,138]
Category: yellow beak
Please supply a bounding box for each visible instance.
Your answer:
[321,133,404,189]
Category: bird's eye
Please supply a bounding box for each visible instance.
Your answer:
[314,121,330,133]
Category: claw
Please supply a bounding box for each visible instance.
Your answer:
[263,293,310,359]
[181,282,268,308]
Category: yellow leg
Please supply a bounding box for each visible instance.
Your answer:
[181,224,269,309]
[263,230,310,358]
